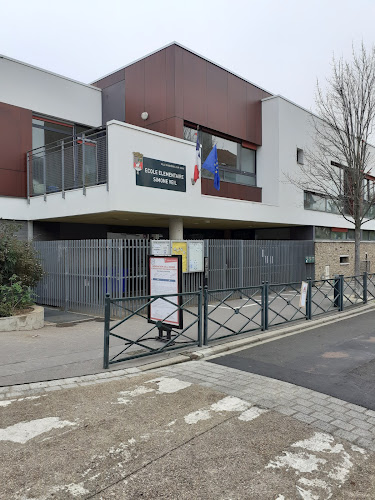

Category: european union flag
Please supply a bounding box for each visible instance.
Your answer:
[202,145,220,190]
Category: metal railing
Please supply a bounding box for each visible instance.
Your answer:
[202,273,374,347]
[27,127,107,202]
[104,272,375,367]
[103,290,202,366]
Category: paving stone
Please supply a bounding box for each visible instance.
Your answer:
[365,409,375,418]
[275,406,298,416]
[356,437,375,451]
[289,404,315,415]
[351,427,374,439]
[293,413,317,425]
[329,403,350,413]
[295,398,315,408]
[334,429,358,443]
[310,412,335,423]
[331,420,355,432]
[345,403,366,413]
[346,410,368,420]
[312,421,338,434]
[350,419,374,431]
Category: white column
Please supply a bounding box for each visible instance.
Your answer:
[27,221,34,241]
[169,217,183,240]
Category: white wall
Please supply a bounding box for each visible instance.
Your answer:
[4,116,375,231]
[0,56,102,126]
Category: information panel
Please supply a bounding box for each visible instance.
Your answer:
[148,256,182,328]
[171,241,188,273]
[188,241,204,272]
[151,240,171,256]
[136,157,186,192]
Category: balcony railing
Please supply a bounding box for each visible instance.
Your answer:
[27,127,107,202]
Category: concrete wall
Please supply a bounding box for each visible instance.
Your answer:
[315,241,375,278]
[0,56,102,126]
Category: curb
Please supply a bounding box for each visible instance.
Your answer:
[0,303,374,397]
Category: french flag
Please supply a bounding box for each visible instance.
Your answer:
[194,131,201,183]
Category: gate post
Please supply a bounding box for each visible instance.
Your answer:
[103,293,110,369]
[261,281,269,331]
[197,287,203,347]
[203,285,209,345]
[363,272,368,304]
[339,275,344,311]
[306,278,312,320]
[334,275,340,309]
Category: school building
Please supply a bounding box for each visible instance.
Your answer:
[1,42,375,279]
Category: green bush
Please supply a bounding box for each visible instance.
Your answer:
[0,275,34,317]
[0,222,44,317]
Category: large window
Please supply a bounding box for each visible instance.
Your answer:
[304,191,341,214]
[31,116,95,195]
[183,126,256,186]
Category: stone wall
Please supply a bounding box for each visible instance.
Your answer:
[315,241,375,279]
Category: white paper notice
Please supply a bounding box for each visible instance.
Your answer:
[151,240,171,256]
[149,257,179,325]
[299,281,308,308]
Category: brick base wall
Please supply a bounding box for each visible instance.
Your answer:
[315,241,375,279]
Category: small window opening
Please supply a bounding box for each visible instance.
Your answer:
[297,148,304,165]
[340,255,349,265]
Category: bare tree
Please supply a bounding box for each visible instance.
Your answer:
[289,43,375,276]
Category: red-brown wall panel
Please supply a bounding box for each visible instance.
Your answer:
[201,178,262,202]
[93,69,125,89]
[124,60,145,127]
[206,62,228,132]
[123,44,271,144]
[0,169,27,198]
[0,102,31,197]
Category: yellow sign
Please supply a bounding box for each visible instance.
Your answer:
[171,241,188,273]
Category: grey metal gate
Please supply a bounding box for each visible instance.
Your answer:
[34,239,314,316]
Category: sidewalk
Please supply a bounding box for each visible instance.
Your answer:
[2,302,374,387]
[1,361,375,499]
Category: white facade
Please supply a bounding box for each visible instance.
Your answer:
[0,55,102,126]
[3,108,375,233]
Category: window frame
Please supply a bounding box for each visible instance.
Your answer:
[183,124,257,187]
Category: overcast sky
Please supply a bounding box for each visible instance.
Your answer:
[1,0,374,111]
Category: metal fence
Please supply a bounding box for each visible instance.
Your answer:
[33,239,315,316]
[27,128,107,201]
[103,272,374,367]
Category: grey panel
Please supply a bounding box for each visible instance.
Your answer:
[102,80,125,125]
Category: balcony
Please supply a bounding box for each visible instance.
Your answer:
[27,128,107,201]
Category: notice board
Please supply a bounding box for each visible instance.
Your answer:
[148,255,182,328]
[151,240,171,256]
[188,241,204,272]
[171,241,188,273]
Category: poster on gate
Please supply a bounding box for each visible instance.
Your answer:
[299,281,308,308]
[148,255,183,328]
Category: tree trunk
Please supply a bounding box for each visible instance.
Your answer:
[354,225,361,276]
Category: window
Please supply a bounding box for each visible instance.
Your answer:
[304,191,341,214]
[340,255,349,265]
[31,116,93,195]
[183,125,256,186]
[297,148,304,165]
[315,227,375,241]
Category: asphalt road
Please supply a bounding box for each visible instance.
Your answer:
[210,309,375,410]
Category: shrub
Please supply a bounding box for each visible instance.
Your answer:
[0,275,34,317]
[0,222,44,317]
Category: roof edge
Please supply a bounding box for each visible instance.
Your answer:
[0,53,102,92]
[91,41,275,96]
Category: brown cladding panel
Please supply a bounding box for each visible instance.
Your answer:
[206,62,228,132]
[182,50,207,126]
[165,45,176,119]
[228,74,247,140]
[0,102,31,197]
[201,178,262,202]
[0,169,27,197]
[174,46,184,119]
[145,50,167,125]
[92,69,125,90]
[124,60,145,127]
